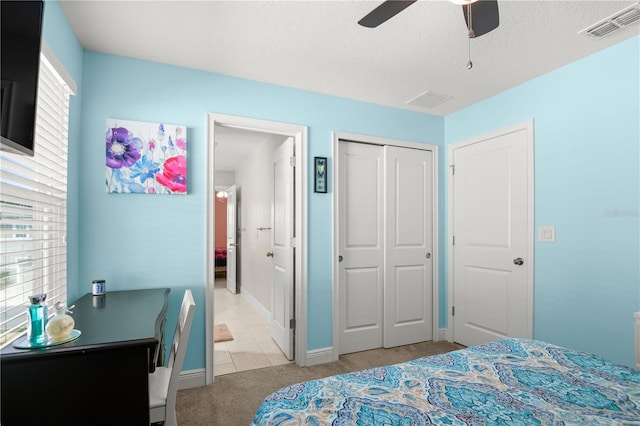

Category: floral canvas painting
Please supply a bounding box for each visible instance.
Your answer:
[106,118,187,194]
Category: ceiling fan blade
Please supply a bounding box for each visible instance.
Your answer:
[358,0,417,28]
[463,0,499,37]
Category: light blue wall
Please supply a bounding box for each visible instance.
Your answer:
[444,35,640,367]
[75,52,442,370]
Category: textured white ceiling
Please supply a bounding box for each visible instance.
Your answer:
[59,1,639,170]
[59,0,639,117]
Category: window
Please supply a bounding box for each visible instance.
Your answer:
[0,50,74,347]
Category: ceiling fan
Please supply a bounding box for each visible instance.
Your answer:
[358,0,500,39]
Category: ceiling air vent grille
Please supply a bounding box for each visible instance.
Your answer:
[580,2,640,39]
[613,7,640,26]
[405,90,453,109]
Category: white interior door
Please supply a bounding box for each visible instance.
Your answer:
[452,124,533,347]
[384,146,433,348]
[338,141,384,354]
[270,137,294,360]
[226,185,237,294]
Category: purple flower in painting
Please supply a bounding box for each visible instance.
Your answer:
[157,123,165,140]
[176,138,186,150]
[148,140,156,151]
[129,155,160,184]
[156,156,187,193]
[106,127,142,169]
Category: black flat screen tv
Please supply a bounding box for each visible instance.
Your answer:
[1,0,44,156]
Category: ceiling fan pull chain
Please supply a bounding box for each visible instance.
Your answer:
[466,3,474,69]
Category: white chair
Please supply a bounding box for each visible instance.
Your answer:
[149,289,196,425]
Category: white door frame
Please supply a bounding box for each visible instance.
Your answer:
[446,119,535,342]
[332,131,439,361]
[206,113,308,384]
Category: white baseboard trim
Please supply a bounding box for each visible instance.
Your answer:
[438,328,448,341]
[179,368,206,389]
[444,326,452,342]
[241,288,270,321]
[305,347,334,366]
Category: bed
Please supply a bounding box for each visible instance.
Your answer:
[252,338,640,425]
[215,247,227,267]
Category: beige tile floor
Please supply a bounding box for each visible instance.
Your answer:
[214,279,292,376]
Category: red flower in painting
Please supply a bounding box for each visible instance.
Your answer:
[156,156,187,193]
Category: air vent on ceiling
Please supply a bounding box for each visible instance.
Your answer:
[405,90,453,109]
[579,2,640,40]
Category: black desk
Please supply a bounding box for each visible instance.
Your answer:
[1,288,170,425]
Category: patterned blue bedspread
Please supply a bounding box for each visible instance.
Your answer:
[252,338,640,425]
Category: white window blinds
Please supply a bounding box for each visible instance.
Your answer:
[0,53,72,347]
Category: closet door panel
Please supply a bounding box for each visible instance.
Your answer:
[384,146,433,348]
[338,142,384,354]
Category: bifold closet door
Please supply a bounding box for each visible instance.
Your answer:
[338,141,434,354]
[338,141,384,354]
[383,146,433,348]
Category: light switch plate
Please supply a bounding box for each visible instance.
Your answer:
[538,226,555,242]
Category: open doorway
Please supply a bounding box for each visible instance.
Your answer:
[213,185,230,286]
[213,127,290,376]
[205,113,308,385]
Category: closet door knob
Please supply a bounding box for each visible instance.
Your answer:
[266,252,273,257]
[513,257,524,266]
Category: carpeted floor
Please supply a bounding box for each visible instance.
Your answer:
[176,340,464,425]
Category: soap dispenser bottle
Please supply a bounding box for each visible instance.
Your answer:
[27,294,48,346]
[46,302,75,341]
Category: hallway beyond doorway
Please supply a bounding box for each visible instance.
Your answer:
[214,279,292,376]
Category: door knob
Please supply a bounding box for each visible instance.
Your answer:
[338,255,343,262]
[513,257,524,266]
[266,251,273,257]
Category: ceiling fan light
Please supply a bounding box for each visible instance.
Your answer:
[449,0,478,5]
